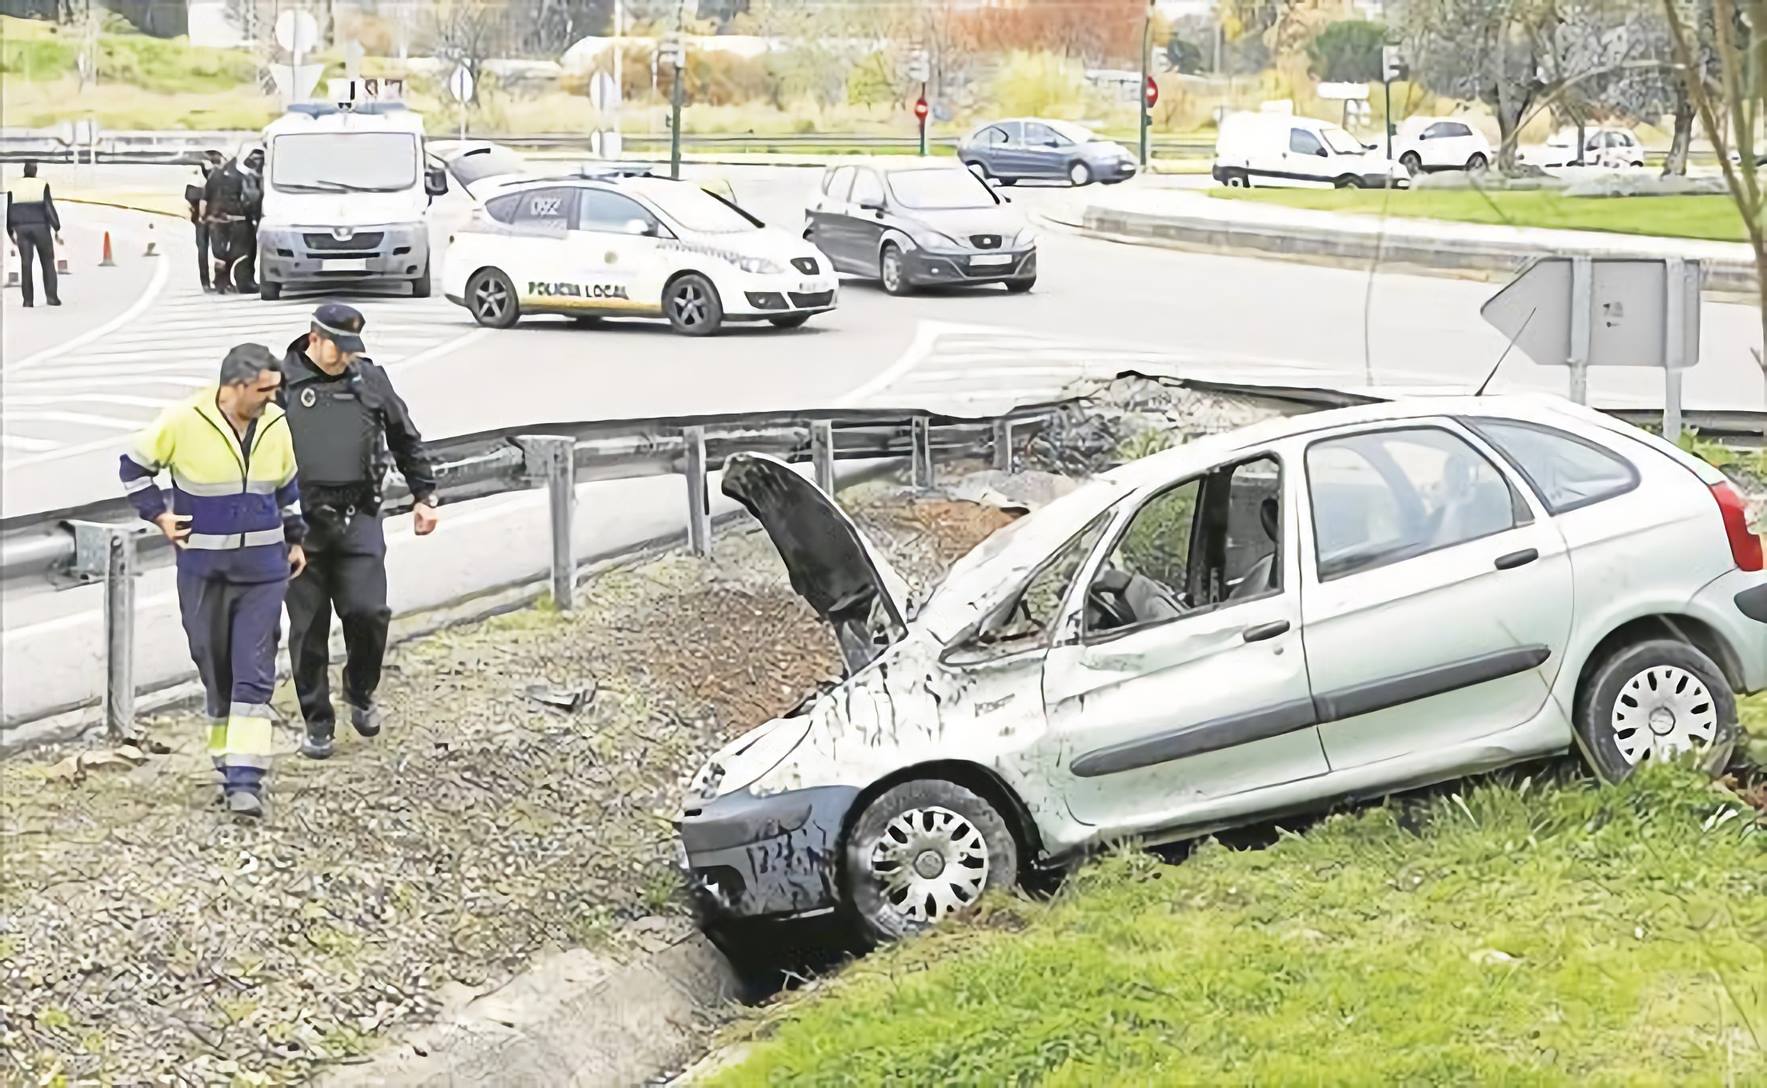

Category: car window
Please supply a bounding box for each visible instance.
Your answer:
[978,125,1010,148]
[1087,454,1286,635]
[578,189,661,235]
[1290,128,1325,156]
[484,193,520,223]
[999,120,1024,143]
[1025,122,1063,147]
[954,513,1112,658]
[502,186,574,236]
[850,168,885,207]
[886,167,999,210]
[1464,418,1639,514]
[823,166,854,201]
[1423,122,1452,139]
[1307,427,1521,581]
[447,145,526,186]
[1437,122,1470,138]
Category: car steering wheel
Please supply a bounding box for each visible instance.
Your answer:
[1087,569,1139,631]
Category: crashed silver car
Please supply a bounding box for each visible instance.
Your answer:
[678,396,1767,942]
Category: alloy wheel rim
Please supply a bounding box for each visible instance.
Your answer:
[883,253,901,291]
[869,805,989,926]
[673,283,706,326]
[474,279,507,320]
[1610,664,1718,765]
[1070,163,1087,184]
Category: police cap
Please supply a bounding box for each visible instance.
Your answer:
[311,302,367,354]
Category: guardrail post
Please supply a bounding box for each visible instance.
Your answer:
[101,528,137,740]
[911,417,934,491]
[684,425,711,556]
[992,419,1015,473]
[520,435,577,610]
[812,421,836,496]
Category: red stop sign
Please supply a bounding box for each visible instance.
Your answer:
[914,96,929,121]
[1144,75,1159,109]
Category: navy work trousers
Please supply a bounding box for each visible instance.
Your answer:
[177,570,286,793]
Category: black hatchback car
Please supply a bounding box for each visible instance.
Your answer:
[804,159,1037,295]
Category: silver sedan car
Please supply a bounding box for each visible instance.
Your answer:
[959,118,1138,187]
[678,396,1766,942]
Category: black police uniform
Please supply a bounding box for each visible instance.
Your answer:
[6,174,61,307]
[184,158,221,291]
[278,307,436,747]
[203,156,260,292]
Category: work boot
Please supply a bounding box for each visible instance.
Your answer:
[46,298,60,307]
[300,728,335,760]
[226,790,264,819]
[350,701,383,738]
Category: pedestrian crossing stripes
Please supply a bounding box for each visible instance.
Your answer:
[843,321,1395,418]
[1,285,476,465]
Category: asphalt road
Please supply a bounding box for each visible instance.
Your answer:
[3,164,1762,520]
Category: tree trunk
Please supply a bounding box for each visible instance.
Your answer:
[1664,86,1694,176]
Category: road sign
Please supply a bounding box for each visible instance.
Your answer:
[908,49,930,83]
[275,9,321,57]
[447,64,475,104]
[1381,44,1408,82]
[1144,75,1159,109]
[1482,256,1701,432]
[589,70,620,113]
[659,34,684,67]
[913,96,929,121]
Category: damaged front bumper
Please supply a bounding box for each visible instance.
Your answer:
[677,784,858,921]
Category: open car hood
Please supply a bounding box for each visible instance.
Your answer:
[722,453,911,676]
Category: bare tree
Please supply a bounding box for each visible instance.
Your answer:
[426,0,510,71]
[1662,0,1767,381]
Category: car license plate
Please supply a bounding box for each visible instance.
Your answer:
[322,258,369,272]
[971,254,1012,267]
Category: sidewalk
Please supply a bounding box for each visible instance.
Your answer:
[1051,187,1760,291]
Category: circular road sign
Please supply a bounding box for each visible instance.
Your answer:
[448,64,476,104]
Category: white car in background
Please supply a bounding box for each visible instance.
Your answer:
[1522,127,1648,170]
[443,173,837,336]
[1213,112,1408,189]
[1393,117,1493,175]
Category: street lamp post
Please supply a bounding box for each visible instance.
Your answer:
[1139,2,1153,168]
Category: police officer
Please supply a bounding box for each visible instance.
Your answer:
[280,303,438,759]
[185,150,225,292]
[204,144,263,293]
[6,161,63,308]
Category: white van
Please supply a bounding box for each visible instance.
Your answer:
[1212,112,1408,189]
[256,102,449,300]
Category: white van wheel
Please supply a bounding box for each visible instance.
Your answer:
[1223,170,1250,188]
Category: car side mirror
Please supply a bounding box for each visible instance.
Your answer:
[1364,142,1379,152]
[859,200,885,214]
[1316,147,1330,157]
[623,218,652,236]
[424,167,449,198]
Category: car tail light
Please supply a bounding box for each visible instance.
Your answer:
[1712,482,1764,571]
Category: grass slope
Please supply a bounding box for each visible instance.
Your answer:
[712,758,1766,1086]
[1211,188,1748,244]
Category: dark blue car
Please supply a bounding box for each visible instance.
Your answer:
[959,118,1138,187]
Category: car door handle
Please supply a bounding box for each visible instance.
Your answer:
[1494,548,1539,571]
[1242,620,1291,643]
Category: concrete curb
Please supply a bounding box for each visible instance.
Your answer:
[1053,200,1761,294]
[321,922,742,1087]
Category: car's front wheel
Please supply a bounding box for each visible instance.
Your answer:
[665,273,723,336]
[1400,151,1423,176]
[466,267,519,329]
[843,779,1018,944]
[880,244,913,296]
[1574,638,1738,783]
[1068,160,1093,187]
[1005,275,1035,294]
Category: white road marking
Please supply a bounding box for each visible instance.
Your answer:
[0,434,60,452]
[3,248,173,373]
[2,409,142,430]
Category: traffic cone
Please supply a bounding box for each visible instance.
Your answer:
[99,231,116,267]
[142,222,159,257]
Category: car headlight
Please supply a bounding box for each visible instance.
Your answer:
[736,255,783,275]
[911,229,965,252]
[1013,227,1038,247]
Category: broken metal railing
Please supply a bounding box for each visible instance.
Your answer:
[0,406,1052,740]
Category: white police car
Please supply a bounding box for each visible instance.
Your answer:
[442,172,838,336]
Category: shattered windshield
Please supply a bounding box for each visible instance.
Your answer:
[970,512,1113,650]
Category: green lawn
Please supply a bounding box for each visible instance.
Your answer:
[1211,188,1750,244]
[711,761,1766,1086]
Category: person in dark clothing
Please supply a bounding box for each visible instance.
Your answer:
[279,303,439,759]
[6,161,63,307]
[204,146,263,293]
[185,150,225,292]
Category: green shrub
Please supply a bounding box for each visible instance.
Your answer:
[988,50,1086,118]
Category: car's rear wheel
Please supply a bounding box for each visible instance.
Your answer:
[844,779,1017,944]
[1467,152,1489,173]
[1400,151,1423,176]
[1068,161,1093,187]
[1574,639,1738,783]
[466,267,519,329]
[880,244,913,296]
[768,313,810,329]
[665,273,723,336]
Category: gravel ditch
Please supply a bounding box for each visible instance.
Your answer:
[0,478,1020,1086]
